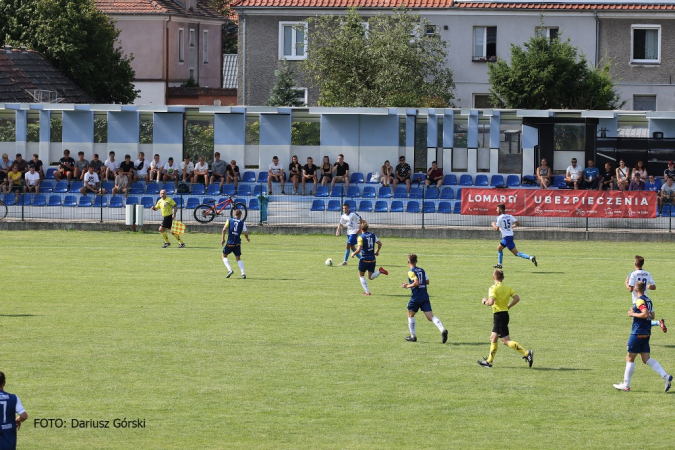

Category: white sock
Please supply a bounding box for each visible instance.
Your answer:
[223,258,232,272]
[651,320,660,327]
[359,276,369,293]
[432,316,445,332]
[370,271,380,279]
[646,358,667,378]
[408,317,416,337]
[238,260,245,275]
[624,362,635,387]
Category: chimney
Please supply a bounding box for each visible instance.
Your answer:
[4,44,12,53]
[20,46,28,53]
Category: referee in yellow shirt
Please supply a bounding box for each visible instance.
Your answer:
[478,269,533,368]
[151,189,185,248]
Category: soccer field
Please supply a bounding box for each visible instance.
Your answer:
[2,230,674,449]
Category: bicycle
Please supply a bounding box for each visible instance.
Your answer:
[193,195,247,223]
[0,199,6,220]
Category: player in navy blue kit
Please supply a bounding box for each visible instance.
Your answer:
[0,371,28,450]
[351,222,388,295]
[613,282,672,392]
[492,204,537,269]
[221,209,250,279]
[401,254,448,343]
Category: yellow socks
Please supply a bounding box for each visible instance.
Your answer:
[506,340,528,356]
[161,232,169,243]
[487,342,498,363]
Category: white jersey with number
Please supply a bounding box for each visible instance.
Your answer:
[628,269,655,303]
[340,212,361,235]
[495,214,516,238]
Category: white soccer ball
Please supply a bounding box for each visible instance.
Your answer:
[325,258,333,266]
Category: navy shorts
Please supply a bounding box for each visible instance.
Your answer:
[407,297,432,313]
[627,334,651,354]
[0,430,17,449]
[500,236,515,250]
[161,215,173,229]
[347,234,358,246]
[223,244,241,257]
[358,259,376,273]
[493,311,510,338]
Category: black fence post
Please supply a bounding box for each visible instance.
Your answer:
[585,217,589,232]
[20,192,24,221]
[421,186,425,230]
[99,193,103,223]
[180,192,183,222]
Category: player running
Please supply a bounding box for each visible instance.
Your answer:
[351,222,388,295]
[613,281,672,392]
[151,189,185,248]
[401,254,448,343]
[221,208,250,279]
[478,269,533,368]
[492,204,536,269]
[336,202,362,266]
[626,255,666,332]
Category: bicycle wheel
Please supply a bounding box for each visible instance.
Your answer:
[194,204,217,223]
[0,201,6,220]
[229,202,247,222]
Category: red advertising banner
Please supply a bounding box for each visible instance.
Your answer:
[461,188,657,218]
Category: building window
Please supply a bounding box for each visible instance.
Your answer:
[279,22,307,60]
[189,29,196,47]
[186,0,196,10]
[424,24,439,36]
[474,94,493,108]
[634,95,656,111]
[189,68,195,80]
[473,26,497,61]
[203,30,209,64]
[536,26,559,41]
[178,28,185,63]
[632,25,660,64]
[293,87,308,106]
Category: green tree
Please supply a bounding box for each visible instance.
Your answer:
[267,60,304,107]
[488,34,624,110]
[208,0,238,54]
[302,7,455,107]
[1,0,139,104]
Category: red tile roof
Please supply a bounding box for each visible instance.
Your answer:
[95,0,226,21]
[454,2,675,10]
[232,0,452,7]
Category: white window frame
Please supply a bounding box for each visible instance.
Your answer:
[631,24,660,64]
[279,22,308,60]
[178,28,185,63]
[203,30,209,64]
[473,26,497,61]
[293,87,308,106]
[424,24,439,37]
[189,29,196,47]
[535,26,559,41]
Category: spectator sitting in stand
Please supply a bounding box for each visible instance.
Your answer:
[74,151,89,180]
[193,156,209,187]
[628,172,645,191]
[104,151,119,181]
[113,171,130,197]
[181,156,194,185]
[12,153,28,177]
[330,153,350,193]
[599,163,614,191]
[135,151,149,183]
[148,154,164,183]
[616,159,630,191]
[302,156,318,195]
[380,160,394,187]
[119,154,135,183]
[645,174,660,192]
[210,152,227,188]
[393,156,412,192]
[425,161,444,188]
[581,160,600,190]
[665,161,675,180]
[88,154,105,180]
[54,149,76,182]
[80,165,106,196]
[633,160,647,181]
[28,153,44,179]
[3,164,23,202]
[536,158,552,189]
[564,158,583,190]
[659,176,675,214]
[162,157,180,186]
[0,153,10,186]
[24,164,40,195]
[225,160,240,191]
[268,156,285,195]
[288,155,302,195]
[320,156,332,187]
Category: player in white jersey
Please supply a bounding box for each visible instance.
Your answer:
[626,255,666,333]
[336,202,363,266]
[492,204,537,269]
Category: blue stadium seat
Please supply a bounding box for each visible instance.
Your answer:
[475,175,489,186]
[315,186,329,197]
[344,199,356,211]
[109,196,124,208]
[406,201,420,213]
[453,202,461,214]
[190,184,205,195]
[409,187,423,199]
[362,186,376,198]
[506,175,521,187]
[145,183,160,195]
[522,175,537,186]
[412,173,426,184]
[442,174,458,185]
[207,184,221,196]
[222,184,237,196]
[393,186,408,198]
[54,181,68,193]
[78,196,92,207]
[423,201,436,213]
[459,174,473,186]
[47,195,62,207]
[311,199,325,211]
[68,181,83,193]
[425,187,439,199]
[374,200,388,212]
[45,167,57,179]
[185,197,201,209]
[248,198,259,210]
[16,195,31,206]
[331,186,345,197]
[438,201,452,214]
[129,182,145,195]
[161,182,175,195]
[366,172,380,184]
[125,196,138,206]
[203,198,216,206]
[238,185,252,196]
[378,186,392,198]
[63,195,77,207]
[141,197,155,208]
[32,194,47,206]
[93,196,107,207]
[390,201,404,212]
[40,180,54,193]
[440,187,454,200]
[174,197,185,208]
[2,194,15,206]
[327,200,341,211]
[242,171,256,183]
[102,182,114,193]
[347,185,360,198]
[456,188,462,199]
[350,172,364,184]
[553,175,566,188]
[490,175,505,187]
[359,200,373,212]
[257,171,269,183]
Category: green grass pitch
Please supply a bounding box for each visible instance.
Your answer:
[2,230,674,449]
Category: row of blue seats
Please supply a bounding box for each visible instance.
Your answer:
[30,181,251,196]
[2,193,262,210]
[311,199,462,214]
[315,185,466,199]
